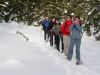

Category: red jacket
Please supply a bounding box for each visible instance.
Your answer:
[61,20,72,36]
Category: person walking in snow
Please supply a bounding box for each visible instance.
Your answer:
[61,15,72,56]
[53,18,61,51]
[49,17,56,46]
[59,16,67,53]
[67,16,83,65]
[42,16,50,41]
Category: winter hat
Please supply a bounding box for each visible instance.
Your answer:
[75,16,82,25]
[75,16,80,19]
[55,18,59,21]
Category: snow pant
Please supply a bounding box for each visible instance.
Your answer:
[50,32,54,46]
[43,27,49,40]
[63,35,70,56]
[59,33,64,51]
[55,34,60,51]
[67,39,81,61]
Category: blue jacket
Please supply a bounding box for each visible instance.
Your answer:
[42,19,50,28]
[70,23,82,39]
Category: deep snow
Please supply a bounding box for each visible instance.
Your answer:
[0,22,100,75]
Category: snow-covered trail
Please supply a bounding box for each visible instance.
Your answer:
[0,23,66,75]
[0,22,100,75]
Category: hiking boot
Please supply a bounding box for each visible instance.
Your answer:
[76,60,83,65]
[57,49,60,52]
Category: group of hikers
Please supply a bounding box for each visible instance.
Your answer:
[41,15,83,65]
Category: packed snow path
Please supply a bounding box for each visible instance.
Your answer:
[0,22,100,75]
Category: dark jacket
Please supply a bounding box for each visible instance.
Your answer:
[48,21,55,30]
[42,19,50,28]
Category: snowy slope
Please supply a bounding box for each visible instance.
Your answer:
[0,22,100,75]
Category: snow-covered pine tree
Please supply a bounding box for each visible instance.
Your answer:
[0,0,100,40]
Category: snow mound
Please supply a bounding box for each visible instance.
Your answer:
[2,59,24,67]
